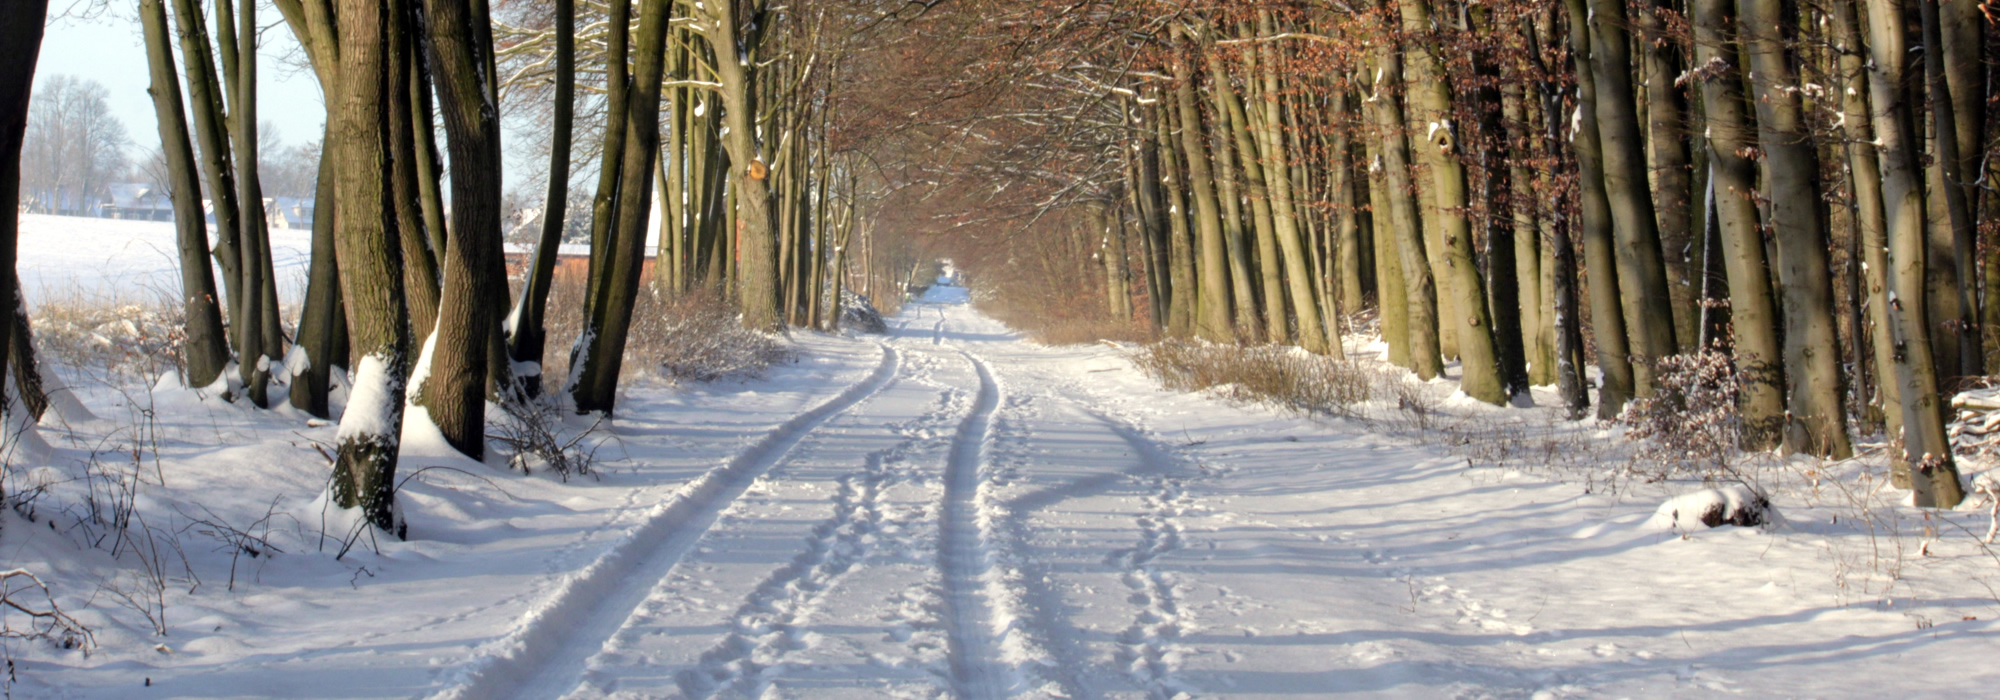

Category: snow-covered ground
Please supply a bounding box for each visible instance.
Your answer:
[7,262,2000,697]
[16,214,314,303]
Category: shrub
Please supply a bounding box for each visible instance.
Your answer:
[1616,351,1743,482]
[1133,338,1370,416]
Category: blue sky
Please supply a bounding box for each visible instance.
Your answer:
[36,3,328,160]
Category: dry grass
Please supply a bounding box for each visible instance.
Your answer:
[976,291,1155,346]
[1132,338,1370,417]
[26,286,190,386]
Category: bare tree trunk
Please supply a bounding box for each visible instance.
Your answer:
[389,7,441,347]
[506,0,573,398]
[1402,0,1503,403]
[1740,0,1852,457]
[0,0,49,452]
[703,0,782,332]
[1172,26,1236,343]
[1865,0,1964,508]
[418,0,507,455]
[290,145,341,418]
[1252,18,1332,355]
[1690,0,1788,451]
[1828,0,1905,470]
[1583,0,1678,394]
[1158,102,1198,338]
[168,0,244,345]
[1639,0,1696,351]
[1363,46,1443,379]
[143,0,230,391]
[1917,0,1980,380]
[1563,0,1635,416]
[574,0,672,413]
[330,0,413,535]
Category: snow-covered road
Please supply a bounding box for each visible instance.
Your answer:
[19,280,2000,699]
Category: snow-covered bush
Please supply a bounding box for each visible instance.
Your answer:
[1617,351,1743,482]
[528,277,788,387]
[839,290,888,334]
[1648,483,1774,531]
[647,291,790,385]
[1134,339,1370,416]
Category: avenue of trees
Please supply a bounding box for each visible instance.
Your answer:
[1,0,1994,535]
[859,0,1994,509]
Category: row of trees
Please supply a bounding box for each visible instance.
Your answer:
[18,75,131,215]
[880,0,1991,509]
[127,0,919,534]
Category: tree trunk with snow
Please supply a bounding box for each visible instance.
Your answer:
[142,0,231,392]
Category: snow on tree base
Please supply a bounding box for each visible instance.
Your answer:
[1648,484,1774,531]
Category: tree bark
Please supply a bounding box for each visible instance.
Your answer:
[704,0,783,332]
[143,0,230,391]
[1363,46,1444,379]
[168,0,244,344]
[1690,0,1789,451]
[1402,0,1503,403]
[574,0,672,413]
[1865,0,1964,507]
[1583,0,1678,394]
[1564,0,1635,417]
[1172,27,1236,343]
[1740,0,1853,457]
[505,0,573,399]
[418,0,507,455]
[330,0,413,535]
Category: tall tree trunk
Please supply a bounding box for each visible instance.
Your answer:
[574,0,672,413]
[330,0,413,536]
[1691,0,1789,451]
[1583,0,1678,394]
[1401,0,1504,403]
[506,0,573,399]
[1504,79,1551,386]
[1365,138,1411,370]
[1220,59,1285,344]
[1158,102,1198,337]
[389,7,441,347]
[168,0,244,344]
[704,0,782,332]
[1740,0,1853,457]
[1640,0,1696,351]
[1172,27,1236,343]
[290,145,341,418]
[142,0,230,391]
[1363,47,1444,379]
[1253,18,1333,355]
[1564,0,1635,416]
[1918,0,1980,380]
[0,0,49,453]
[1865,0,1964,508]
[231,0,272,407]
[418,0,506,455]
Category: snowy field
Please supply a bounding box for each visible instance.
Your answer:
[15,214,314,303]
[7,220,2000,698]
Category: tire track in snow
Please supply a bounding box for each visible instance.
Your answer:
[429,343,902,700]
[672,381,966,697]
[938,350,1010,699]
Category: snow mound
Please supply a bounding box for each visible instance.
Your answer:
[1646,484,1774,531]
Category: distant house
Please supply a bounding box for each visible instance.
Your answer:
[103,183,174,222]
[268,197,316,230]
[203,197,311,231]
